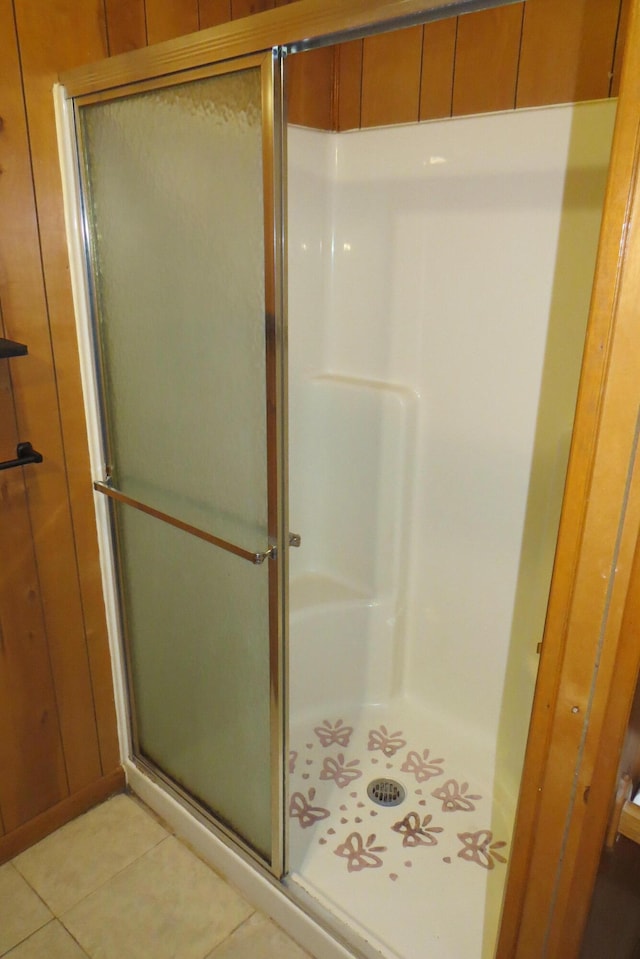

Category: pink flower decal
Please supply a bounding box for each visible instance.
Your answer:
[392,811,443,848]
[319,753,362,789]
[457,830,508,870]
[367,725,407,757]
[314,718,354,748]
[289,750,298,774]
[289,788,330,829]
[400,749,445,783]
[334,832,386,872]
[431,779,482,812]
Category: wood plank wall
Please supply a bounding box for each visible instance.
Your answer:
[0,0,630,860]
[330,0,628,131]
[0,0,128,861]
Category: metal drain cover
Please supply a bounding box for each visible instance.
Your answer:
[367,778,406,807]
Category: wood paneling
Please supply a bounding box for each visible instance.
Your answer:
[0,769,125,865]
[231,0,274,20]
[288,47,335,130]
[146,0,200,44]
[199,0,231,29]
[517,0,621,108]
[0,362,67,830]
[289,0,627,133]
[420,18,456,120]
[0,0,71,837]
[361,25,423,128]
[336,39,363,131]
[12,0,120,784]
[452,5,524,116]
[4,1,108,799]
[612,0,633,95]
[105,0,147,54]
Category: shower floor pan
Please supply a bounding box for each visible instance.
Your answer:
[287,700,510,959]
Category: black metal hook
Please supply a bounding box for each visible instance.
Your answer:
[0,442,43,471]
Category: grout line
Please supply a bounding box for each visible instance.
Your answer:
[11,799,168,920]
[55,834,172,919]
[205,912,259,958]
[58,920,92,959]
[6,861,55,924]
[5,794,314,959]
[0,918,54,959]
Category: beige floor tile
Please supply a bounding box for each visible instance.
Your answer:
[0,863,51,955]
[4,921,89,959]
[62,835,254,959]
[206,913,314,959]
[12,794,167,915]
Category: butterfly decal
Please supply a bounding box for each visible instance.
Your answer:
[457,830,508,870]
[289,789,331,829]
[400,749,445,783]
[367,725,407,757]
[334,832,387,872]
[314,718,354,748]
[392,811,443,848]
[319,753,362,788]
[431,779,482,812]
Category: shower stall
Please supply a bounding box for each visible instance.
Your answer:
[285,97,615,958]
[55,5,617,958]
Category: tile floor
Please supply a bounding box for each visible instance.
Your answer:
[0,793,314,959]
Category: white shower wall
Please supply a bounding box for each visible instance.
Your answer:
[288,101,616,804]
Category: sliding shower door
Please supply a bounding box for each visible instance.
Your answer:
[74,52,286,871]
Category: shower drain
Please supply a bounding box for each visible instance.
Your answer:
[367,778,406,807]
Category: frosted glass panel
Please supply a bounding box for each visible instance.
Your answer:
[117,503,271,859]
[77,63,277,865]
[80,68,267,551]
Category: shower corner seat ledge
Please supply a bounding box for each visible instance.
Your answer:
[289,572,370,610]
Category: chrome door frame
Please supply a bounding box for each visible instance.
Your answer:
[68,49,287,876]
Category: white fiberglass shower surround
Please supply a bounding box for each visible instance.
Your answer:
[285,98,615,958]
[55,7,616,959]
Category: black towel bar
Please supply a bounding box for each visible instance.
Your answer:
[0,442,43,471]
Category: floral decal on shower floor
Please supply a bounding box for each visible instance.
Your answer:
[288,718,509,884]
[334,832,387,872]
[392,811,443,848]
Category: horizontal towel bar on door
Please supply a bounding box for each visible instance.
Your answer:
[94,481,276,565]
